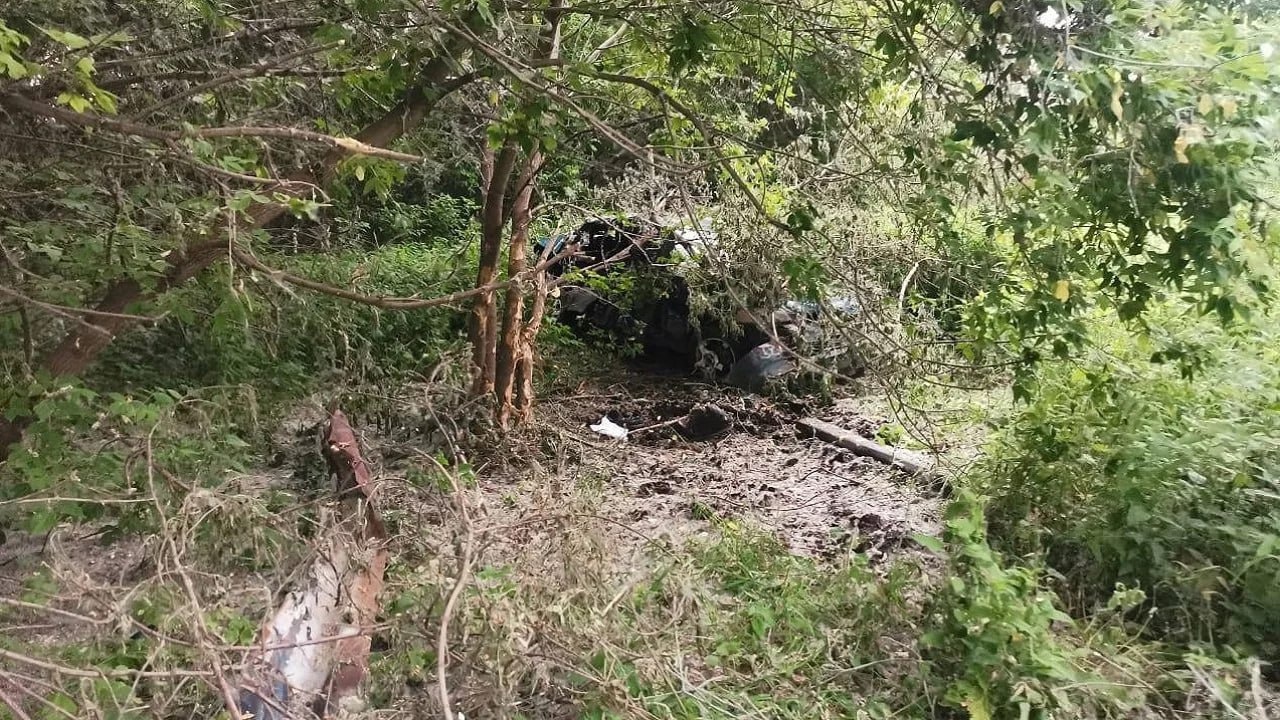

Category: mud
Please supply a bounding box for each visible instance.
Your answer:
[540,375,944,560]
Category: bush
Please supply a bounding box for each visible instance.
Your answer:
[97,240,477,394]
[348,196,477,247]
[977,307,1280,654]
[920,495,1100,720]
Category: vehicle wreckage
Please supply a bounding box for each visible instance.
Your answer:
[535,216,864,390]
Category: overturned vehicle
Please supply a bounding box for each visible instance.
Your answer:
[535,216,865,390]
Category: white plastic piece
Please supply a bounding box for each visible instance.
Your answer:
[589,416,629,440]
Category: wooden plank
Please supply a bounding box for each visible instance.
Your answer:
[797,417,935,477]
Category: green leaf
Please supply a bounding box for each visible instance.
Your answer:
[40,26,91,49]
[668,13,717,75]
[912,533,945,553]
[55,92,91,113]
[91,87,118,114]
[90,30,133,46]
[0,51,28,78]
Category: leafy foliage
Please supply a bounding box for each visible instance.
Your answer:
[978,306,1280,653]
[921,495,1096,719]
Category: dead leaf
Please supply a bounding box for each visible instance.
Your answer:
[1110,84,1124,121]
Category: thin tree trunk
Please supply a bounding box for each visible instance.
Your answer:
[469,141,518,398]
[494,151,541,428]
[514,252,550,424]
[0,53,467,462]
[499,0,563,427]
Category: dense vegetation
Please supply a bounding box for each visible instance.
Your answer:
[0,0,1278,717]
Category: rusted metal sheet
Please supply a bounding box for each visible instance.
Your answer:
[237,410,388,719]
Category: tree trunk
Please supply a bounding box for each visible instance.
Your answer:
[0,53,467,463]
[514,248,550,424]
[493,151,541,428]
[468,141,518,397]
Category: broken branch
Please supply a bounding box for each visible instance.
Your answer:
[797,418,936,477]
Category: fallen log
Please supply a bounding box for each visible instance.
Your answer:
[237,409,388,720]
[797,417,936,477]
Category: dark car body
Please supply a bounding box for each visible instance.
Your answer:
[536,216,861,388]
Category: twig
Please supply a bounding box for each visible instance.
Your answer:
[437,473,477,720]
[0,286,163,323]
[0,671,67,720]
[0,91,429,165]
[231,244,577,310]
[627,417,682,435]
[0,285,164,337]
[1188,664,1250,720]
[897,260,921,321]
[143,430,243,717]
[0,685,32,720]
[132,41,344,118]
[0,647,212,679]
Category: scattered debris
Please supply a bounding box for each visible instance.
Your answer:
[637,480,674,497]
[675,403,733,440]
[589,416,630,440]
[540,215,864,381]
[797,417,936,478]
[237,409,388,720]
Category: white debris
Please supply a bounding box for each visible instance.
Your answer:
[1037,6,1068,29]
[589,416,629,440]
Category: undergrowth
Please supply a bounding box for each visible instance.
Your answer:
[2,212,1275,720]
[976,306,1280,656]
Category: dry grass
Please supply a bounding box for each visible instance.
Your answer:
[0,368,1271,720]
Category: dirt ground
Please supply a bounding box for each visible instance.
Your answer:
[1,369,946,607]
[0,367,947,718]
[529,373,946,561]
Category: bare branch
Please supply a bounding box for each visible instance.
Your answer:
[230,244,579,310]
[0,92,429,165]
[130,41,346,118]
[0,285,165,334]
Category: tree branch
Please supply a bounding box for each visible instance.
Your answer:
[0,92,429,165]
[130,41,346,118]
[0,285,165,333]
[581,69,796,233]
[230,243,578,310]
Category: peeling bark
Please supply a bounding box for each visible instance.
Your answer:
[237,410,387,720]
[494,152,541,428]
[469,141,518,397]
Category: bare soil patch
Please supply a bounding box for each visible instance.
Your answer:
[527,374,944,561]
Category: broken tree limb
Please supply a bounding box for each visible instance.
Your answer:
[797,418,936,477]
[237,409,388,720]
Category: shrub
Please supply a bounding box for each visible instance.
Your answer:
[920,494,1097,720]
[977,307,1280,654]
[97,240,476,394]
